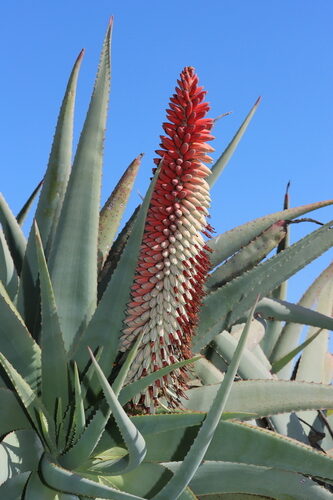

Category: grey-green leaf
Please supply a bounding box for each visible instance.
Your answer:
[0,193,27,275]
[0,281,41,389]
[194,220,333,351]
[40,453,145,499]
[208,97,261,188]
[183,379,333,417]
[35,223,69,418]
[153,300,258,500]
[16,178,43,226]
[48,21,112,351]
[0,228,19,299]
[208,200,333,268]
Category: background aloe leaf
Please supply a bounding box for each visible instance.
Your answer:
[98,205,140,298]
[194,220,333,351]
[182,461,333,499]
[0,472,31,498]
[98,153,142,271]
[207,97,261,188]
[206,220,287,290]
[271,328,323,373]
[47,22,112,351]
[296,280,333,384]
[0,281,41,389]
[293,281,333,445]
[16,179,43,226]
[118,356,201,406]
[0,193,27,275]
[71,165,160,390]
[0,228,19,299]
[260,184,291,357]
[152,300,257,500]
[0,388,31,435]
[207,199,333,268]
[134,417,333,480]
[35,224,69,418]
[204,331,305,442]
[193,357,224,385]
[271,261,333,379]
[182,380,333,417]
[256,297,333,330]
[40,453,145,500]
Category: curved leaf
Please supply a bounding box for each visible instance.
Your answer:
[40,453,145,500]
[0,228,18,299]
[0,281,41,389]
[0,193,26,275]
[194,220,333,351]
[208,200,333,268]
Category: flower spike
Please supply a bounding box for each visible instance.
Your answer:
[120,66,214,412]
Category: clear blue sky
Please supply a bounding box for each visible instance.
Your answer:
[0,1,332,307]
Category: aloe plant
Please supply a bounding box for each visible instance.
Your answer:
[1,19,333,499]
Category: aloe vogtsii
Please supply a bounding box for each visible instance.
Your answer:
[0,18,333,500]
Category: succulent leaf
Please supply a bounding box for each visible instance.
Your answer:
[0,227,19,299]
[194,219,333,351]
[88,348,147,475]
[15,50,83,332]
[206,220,287,289]
[0,352,56,451]
[0,281,41,389]
[47,21,112,351]
[152,299,258,500]
[71,161,160,394]
[0,193,27,275]
[41,453,145,499]
[272,261,333,378]
[16,179,44,226]
[0,471,31,498]
[35,223,69,418]
[183,379,333,417]
[25,471,80,499]
[0,388,31,435]
[118,355,201,406]
[208,199,333,268]
[184,461,333,498]
[208,96,261,188]
[98,154,142,271]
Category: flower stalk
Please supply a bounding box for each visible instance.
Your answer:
[120,66,214,412]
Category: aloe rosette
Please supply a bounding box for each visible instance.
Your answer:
[1,19,333,500]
